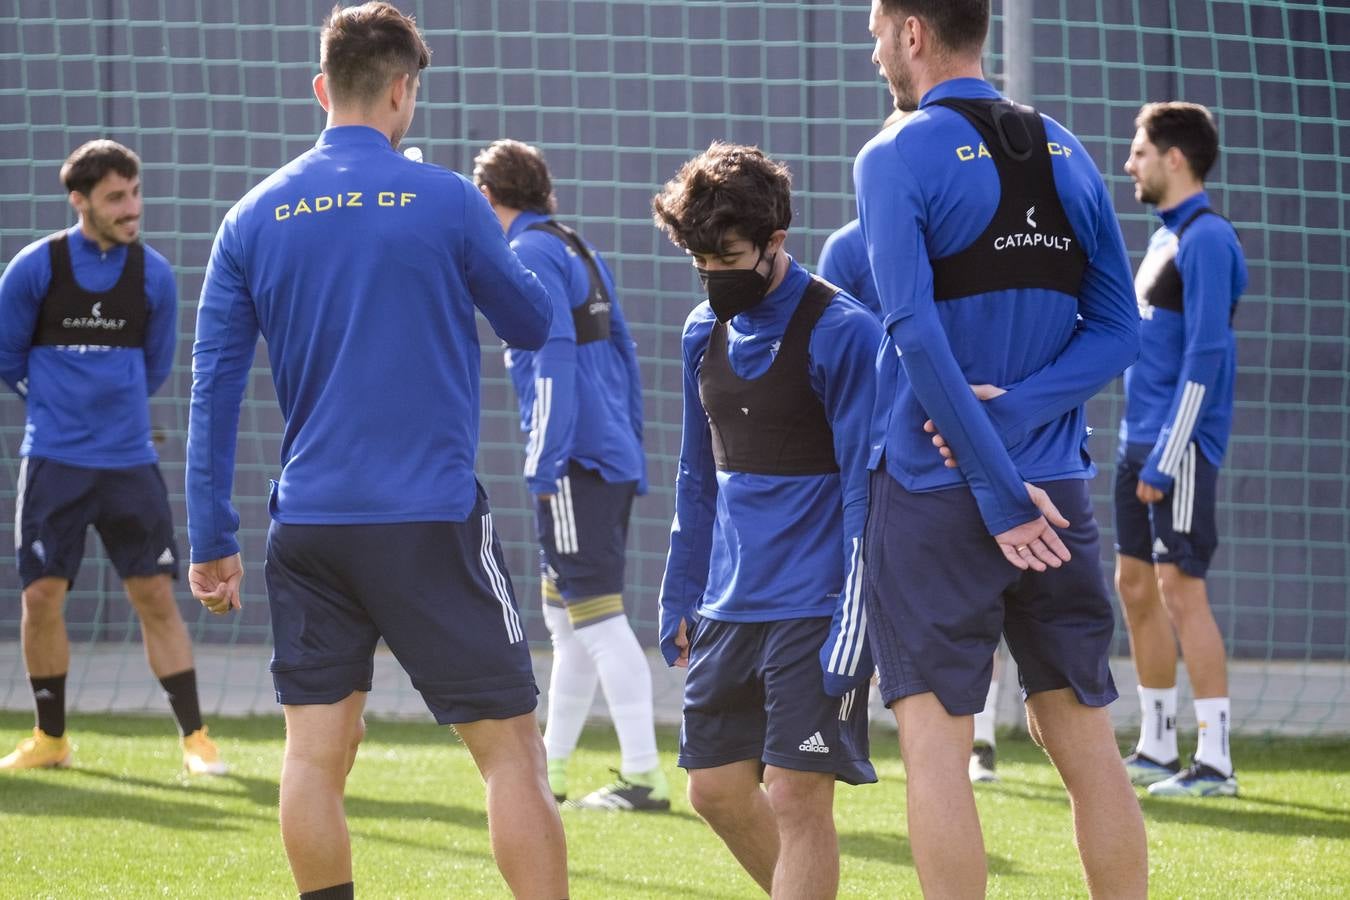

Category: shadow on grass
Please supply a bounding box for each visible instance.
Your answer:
[840,829,1019,875]
[1140,792,1350,838]
[1,768,268,832]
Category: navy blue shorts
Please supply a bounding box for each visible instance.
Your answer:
[535,461,636,611]
[1114,441,1219,578]
[679,616,876,785]
[264,486,537,724]
[14,457,179,589]
[864,470,1117,716]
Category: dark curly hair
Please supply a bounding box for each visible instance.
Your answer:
[651,142,792,255]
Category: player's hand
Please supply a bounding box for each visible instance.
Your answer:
[994,484,1072,572]
[923,384,1008,468]
[189,554,244,615]
[1136,480,1164,504]
[673,618,692,669]
[537,492,556,501]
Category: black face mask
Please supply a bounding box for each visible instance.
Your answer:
[698,248,776,323]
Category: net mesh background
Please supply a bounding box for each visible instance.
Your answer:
[0,1,1345,722]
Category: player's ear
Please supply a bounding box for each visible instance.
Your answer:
[312,73,331,112]
[766,229,788,255]
[68,190,88,218]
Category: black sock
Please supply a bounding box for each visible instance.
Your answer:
[300,883,354,900]
[31,674,67,738]
[158,669,204,736]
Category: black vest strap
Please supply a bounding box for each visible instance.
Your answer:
[927,97,1088,302]
[525,221,612,345]
[34,233,148,348]
[698,276,840,476]
[1135,207,1238,323]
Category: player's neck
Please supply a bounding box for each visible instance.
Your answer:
[324,109,397,146]
[921,57,986,100]
[1158,182,1205,214]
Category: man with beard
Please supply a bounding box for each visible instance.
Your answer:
[856,0,1147,895]
[654,142,880,897]
[0,140,227,776]
[1116,102,1247,798]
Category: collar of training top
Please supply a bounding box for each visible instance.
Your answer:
[919,76,1001,109]
[1157,190,1212,230]
[314,124,396,152]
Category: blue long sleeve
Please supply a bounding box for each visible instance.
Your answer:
[818,218,883,318]
[525,337,578,494]
[187,215,259,562]
[142,259,178,396]
[607,283,649,495]
[0,242,42,396]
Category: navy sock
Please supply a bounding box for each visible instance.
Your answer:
[300,883,354,900]
[31,674,67,738]
[158,669,204,736]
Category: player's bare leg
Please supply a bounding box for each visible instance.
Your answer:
[1115,555,1176,688]
[893,692,986,900]
[280,692,367,894]
[1026,688,1148,899]
[763,766,838,899]
[123,574,193,677]
[687,759,779,892]
[1155,564,1227,698]
[455,712,568,899]
[20,577,70,678]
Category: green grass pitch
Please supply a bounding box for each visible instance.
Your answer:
[1,711,1346,898]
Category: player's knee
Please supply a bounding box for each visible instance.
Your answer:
[21,579,66,621]
[1114,563,1155,613]
[124,576,179,621]
[765,774,831,825]
[1155,566,1208,620]
[686,777,739,825]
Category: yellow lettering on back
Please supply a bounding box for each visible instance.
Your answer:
[1048,142,1063,156]
[346,191,363,207]
[378,192,395,207]
[400,192,416,206]
[978,143,992,159]
[956,145,975,161]
[315,196,333,212]
[274,204,290,221]
[293,198,312,215]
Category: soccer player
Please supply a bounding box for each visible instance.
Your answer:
[184,5,565,898]
[1117,102,1247,798]
[654,142,879,898]
[858,0,1147,895]
[0,140,226,776]
[473,139,669,811]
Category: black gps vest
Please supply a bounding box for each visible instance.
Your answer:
[1134,207,1235,322]
[928,97,1087,301]
[33,233,147,348]
[698,276,840,476]
[526,220,612,345]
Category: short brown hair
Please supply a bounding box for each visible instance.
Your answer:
[320,2,430,106]
[652,142,793,254]
[472,140,557,215]
[879,0,989,57]
[1136,102,1220,181]
[60,140,140,196]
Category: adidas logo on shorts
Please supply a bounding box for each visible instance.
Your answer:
[157,547,175,565]
[798,731,830,753]
[1152,537,1168,556]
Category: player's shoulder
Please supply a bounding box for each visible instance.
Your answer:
[821,218,863,256]
[139,240,173,273]
[682,301,716,343]
[1181,209,1239,244]
[817,287,883,340]
[6,232,60,271]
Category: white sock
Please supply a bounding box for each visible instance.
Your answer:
[973,680,999,747]
[1135,685,1179,763]
[542,604,598,761]
[574,615,660,774]
[1193,697,1232,776]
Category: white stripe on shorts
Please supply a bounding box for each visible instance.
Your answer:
[13,456,27,550]
[479,512,523,643]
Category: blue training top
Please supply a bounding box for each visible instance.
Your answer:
[658,259,881,678]
[855,78,1139,534]
[1121,191,1246,487]
[817,218,883,318]
[0,225,177,468]
[502,210,646,495]
[187,125,552,562]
